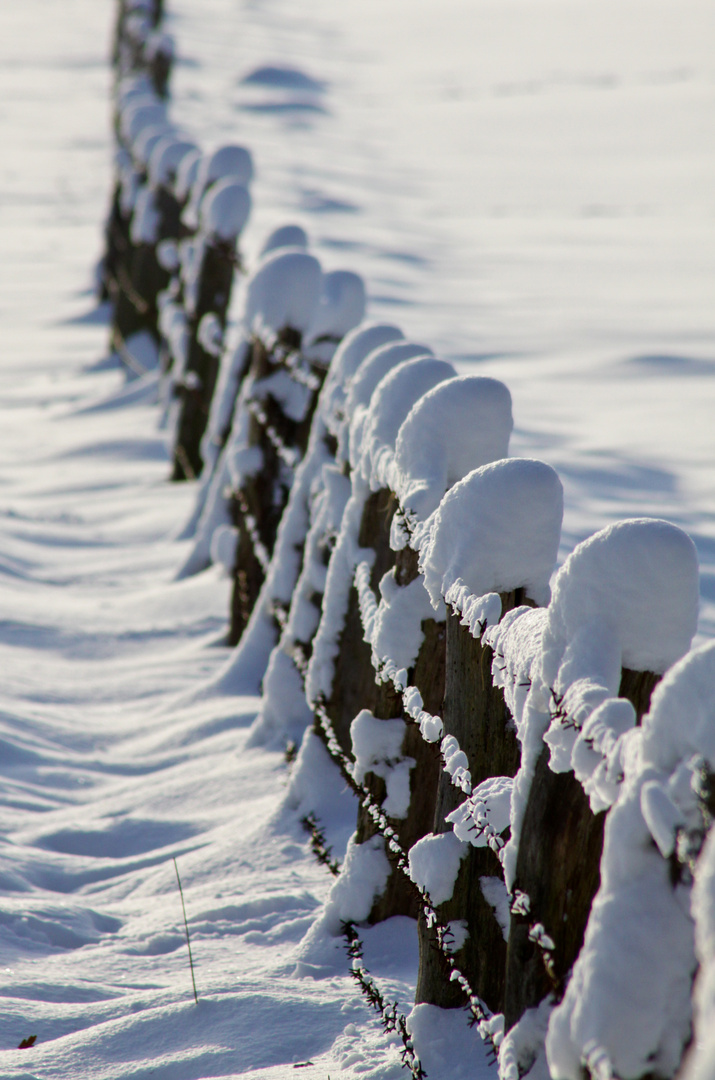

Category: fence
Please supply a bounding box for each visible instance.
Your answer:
[102,5,715,1080]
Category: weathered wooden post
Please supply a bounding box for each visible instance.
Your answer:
[504,518,700,1031]
[226,255,365,643]
[104,92,169,320]
[243,323,407,747]
[412,458,564,1015]
[171,178,251,479]
[351,376,516,925]
[111,137,197,365]
[310,354,455,755]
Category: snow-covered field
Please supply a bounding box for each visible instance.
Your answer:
[0,0,713,1077]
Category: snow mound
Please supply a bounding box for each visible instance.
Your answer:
[342,339,432,465]
[174,146,201,200]
[542,518,699,775]
[304,270,366,360]
[420,457,564,609]
[184,143,254,227]
[354,356,456,486]
[133,122,172,167]
[148,136,198,188]
[121,100,167,146]
[199,178,251,241]
[393,374,513,522]
[321,322,403,434]
[259,223,308,256]
[244,249,323,339]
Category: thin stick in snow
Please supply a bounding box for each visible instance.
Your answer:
[173,856,199,1004]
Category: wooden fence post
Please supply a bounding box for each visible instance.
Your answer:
[355,541,447,922]
[172,187,248,479]
[318,488,403,748]
[503,666,660,1029]
[415,592,533,1013]
[227,331,326,644]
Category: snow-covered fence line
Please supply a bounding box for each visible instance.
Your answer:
[103,0,175,337]
[97,6,715,1078]
[103,0,255,480]
[246,319,709,1079]
[172,293,712,1077]
[175,241,366,650]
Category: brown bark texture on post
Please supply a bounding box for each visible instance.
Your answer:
[355,542,447,923]
[111,186,182,360]
[321,488,402,755]
[227,333,326,645]
[415,591,529,1014]
[172,237,237,481]
[503,666,661,1030]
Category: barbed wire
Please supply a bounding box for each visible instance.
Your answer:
[310,692,500,1054]
[233,487,271,574]
[245,398,300,469]
[271,347,322,393]
[342,921,427,1080]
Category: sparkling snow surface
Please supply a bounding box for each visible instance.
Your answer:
[0,0,713,1078]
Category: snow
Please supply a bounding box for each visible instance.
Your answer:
[322,322,403,434]
[259,223,308,256]
[544,644,715,1079]
[420,458,564,609]
[197,311,223,358]
[148,136,198,188]
[303,269,367,361]
[393,375,513,522]
[541,518,699,776]
[296,835,392,968]
[121,100,167,146]
[479,877,511,942]
[2,0,715,1077]
[133,122,173,167]
[370,569,436,673]
[355,356,456,486]
[174,145,201,201]
[182,143,254,230]
[408,832,467,906]
[641,638,715,774]
[545,773,696,1080]
[350,710,415,819]
[447,776,513,848]
[200,177,251,241]
[209,522,239,573]
[407,1003,495,1080]
[129,183,161,244]
[343,341,433,467]
[244,248,323,339]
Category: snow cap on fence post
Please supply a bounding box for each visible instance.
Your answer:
[392,374,513,523]
[320,322,404,434]
[641,639,715,775]
[133,123,172,169]
[341,340,433,465]
[354,356,457,487]
[199,178,251,242]
[148,136,198,189]
[303,270,366,362]
[541,518,699,774]
[116,73,155,113]
[174,147,201,203]
[183,144,254,229]
[420,457,563,610]
[543,518,698,683]
[244,249,323,342]
[259,224,308,258]
[121,100,168,147]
